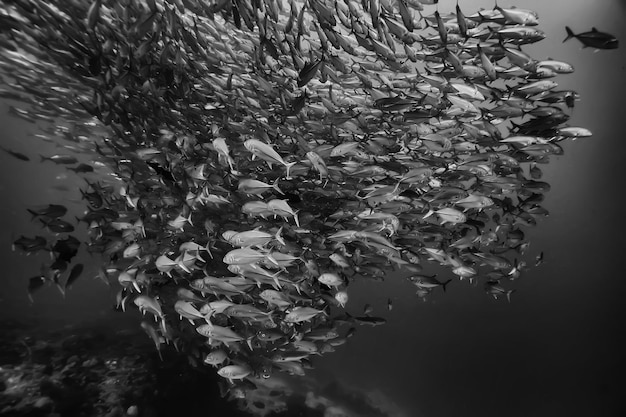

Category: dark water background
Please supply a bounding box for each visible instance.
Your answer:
[1,1,625,416]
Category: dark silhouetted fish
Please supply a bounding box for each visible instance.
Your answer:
[564,26,619,49]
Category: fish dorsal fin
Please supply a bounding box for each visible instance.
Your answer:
[592,27,598,32]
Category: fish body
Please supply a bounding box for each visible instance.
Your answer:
[244,139,296,177]
[424,207,466,224]
[197,324,246,345]
[27,204,67,219]
[564,27,618,50]
[260,289,292,309]
[174,300,204,321]
[238,178,283,196]
[318,272,343,288]
[329,253,350,268]
[13,235,48,253]
[407,274,452,292]
[334,290,349,308]
[353,315,386,326]
[226,228,283,248]
[267,199,300,226]
[484,281,515,302]
[1,146,29,161]
[40,154,79,164]
[494,6,538,26]
[204,350,228,367]
[223,248,273,265]
[68,163,94,173]
[217,364,253,382]
[167,212,193,231]
[64,263,84,290]
[40,218,75,233]
[285,306,326,323]
[140,321,163,360]
[454,195,493,210]
[134,295,164,319]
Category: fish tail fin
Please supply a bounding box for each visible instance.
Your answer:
[272,177,284,195]
[442,279,452,292]
[293,210,300,227]
[56,283,66,298]
[266,253,281,268]
[275,226,285,246]
[419,11,429,28]
[506,289,515,303]
[563,26,574,43]
[39,155,47,163]
[284,161,297,179]
[423,209,435,219]
[26,209,38,220]
[204,241,214,259]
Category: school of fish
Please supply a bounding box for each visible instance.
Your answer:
[0,0,598,403]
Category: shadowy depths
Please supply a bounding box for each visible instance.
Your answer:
[0,319,248,417]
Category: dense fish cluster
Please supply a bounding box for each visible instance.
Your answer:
[1,0,592,405]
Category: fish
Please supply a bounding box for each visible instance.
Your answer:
[27,204,67,219]
[27,275,46,302]
[140,321,163,361]
[197,324,247,345]
[334,290,349,308]
[134,295,164,319]
[67,163,94,173]
[40,154,79,164]
[237,178,284,196]
[484,281,515,302]
[494,4,539,26]
[0,146,29,161]
[244,139,297,178]
[13,235,48,253]
[317,272,344,288]
[407,275,452,292]
[64,263,84,290]
[424,207,467,225]
[204,350,228,367]
[39,218,75,234]
[285,306,327,323]
[353,315,387,326]
[298,58,324,87]
[563,27,619,50]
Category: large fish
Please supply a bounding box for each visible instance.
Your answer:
[563,27,619,50]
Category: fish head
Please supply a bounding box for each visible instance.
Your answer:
[222,230,237,242]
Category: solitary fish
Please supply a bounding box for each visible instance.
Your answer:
[563,27,618,50]
[0,146,29,161]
